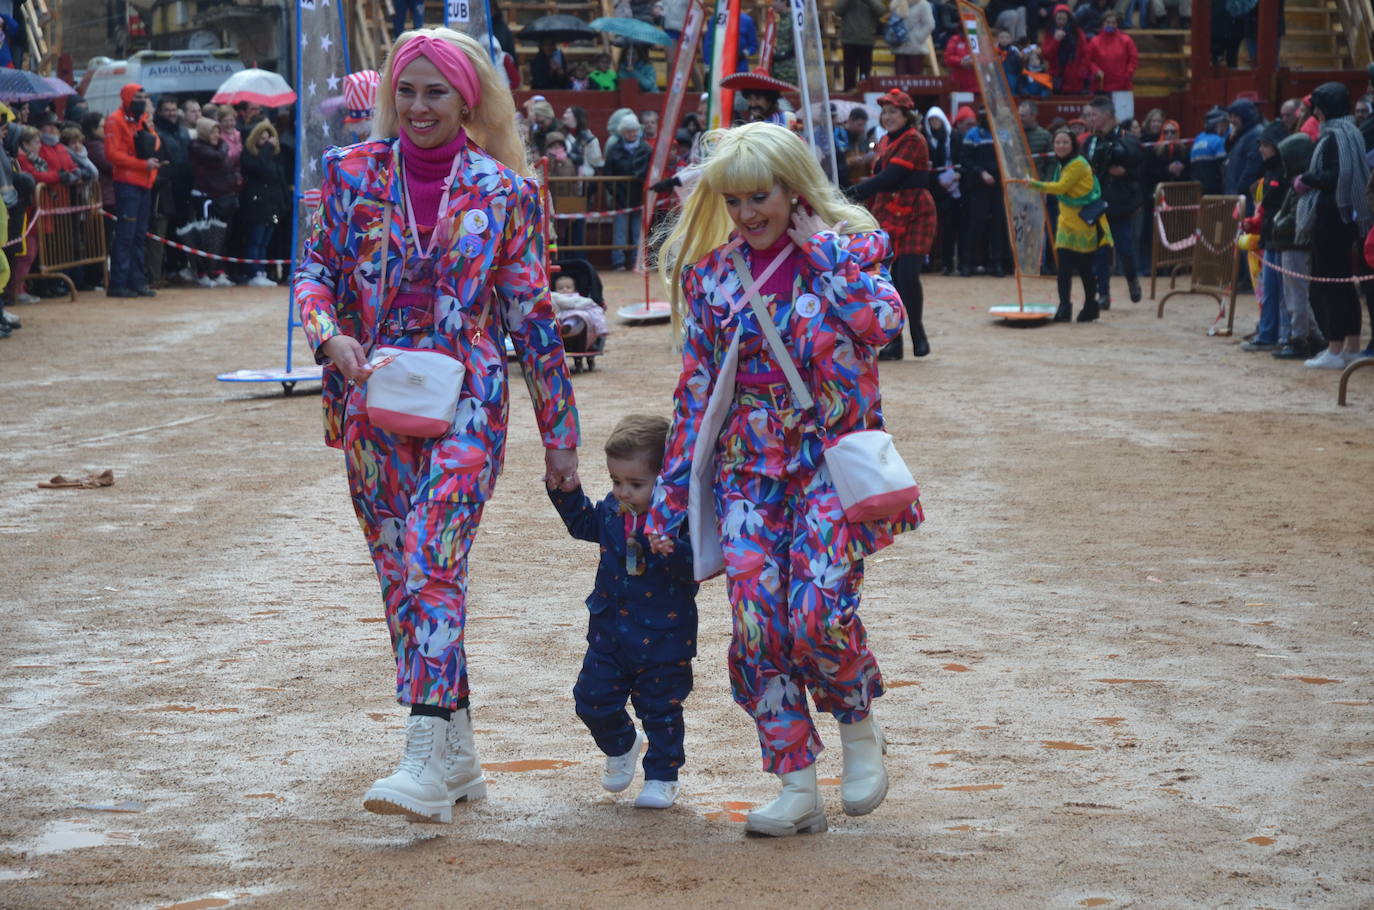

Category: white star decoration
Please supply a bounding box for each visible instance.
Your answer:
[321,34,333,52]
[326,73,340,91]
[308,81,317,97]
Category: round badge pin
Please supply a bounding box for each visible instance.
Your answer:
[795,293,822,318]
[459,234,483,258]
[463,210,489,234]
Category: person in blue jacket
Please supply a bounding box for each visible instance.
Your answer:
[548,414,698,810]
[1224,97,1265,201]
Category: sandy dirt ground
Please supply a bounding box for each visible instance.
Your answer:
[2,269,1373,910]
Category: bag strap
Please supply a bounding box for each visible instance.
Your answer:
[367,198,394,356]
[728,249,814,411]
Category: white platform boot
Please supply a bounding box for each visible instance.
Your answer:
[839,715,888,816]
[744,765,828,836]
[444,706,488,804]
[362,715,453,823]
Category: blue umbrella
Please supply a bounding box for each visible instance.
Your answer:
[589,17,675,48]
[0,69,77,103]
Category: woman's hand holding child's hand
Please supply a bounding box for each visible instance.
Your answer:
[647,533,675,555]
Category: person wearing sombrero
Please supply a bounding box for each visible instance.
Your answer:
[719,69,797,127]
[850,89,934,358]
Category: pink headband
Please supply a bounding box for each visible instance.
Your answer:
[391,35,482,111]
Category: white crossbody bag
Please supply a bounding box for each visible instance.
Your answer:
[729,250,919,523]
[362,196,489,438]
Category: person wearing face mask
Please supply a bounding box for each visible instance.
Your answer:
[295,28,578,823]
[649,122,922,838]
[605,114,651,270]
[103,83,161,298]
[1086,12,1137,122]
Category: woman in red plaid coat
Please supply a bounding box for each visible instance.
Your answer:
[851,89,935,358]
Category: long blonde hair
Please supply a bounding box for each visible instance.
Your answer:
[373,27,530,177]
[656,122,878,320]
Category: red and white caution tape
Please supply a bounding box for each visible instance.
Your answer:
[1260,254,1372,284]
[1154,212,1198,252]
[1,213,38,249]
[1154,201,1201,213]
[99,210,290,265]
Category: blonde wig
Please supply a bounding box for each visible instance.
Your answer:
[373,27,531,177]
[656,121,878,327]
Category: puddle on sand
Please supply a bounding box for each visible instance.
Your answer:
[13,664,54,669]
[885,680,921,688]
[366,712,389,722]
[1333,701,1370,706]
[1290,676,1341,685]
[942,663,971,672]
[481,759,579,773]
[1043,741,1095,751]
[1094,717,1126,727]
[0,870,40,881]
[1246,836,1276,846]
[251,610,282,616]
[933,749,960,755]
[244,793,283,801]
[930,762,951,768]
[938,784,1003,792]
[155,891,255,910]
[143,705,197,713]
[1080,900,1113,907]
[818,777,840,786]
[357,617,386,624]
[34,819,141,854]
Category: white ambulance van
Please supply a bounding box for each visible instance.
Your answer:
[82,49,244,115]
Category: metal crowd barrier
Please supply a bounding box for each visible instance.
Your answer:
[29,181,107,300]
[1157,194,1244,336]
[1149,181,1202,300]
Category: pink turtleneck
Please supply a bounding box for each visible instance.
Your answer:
[745,231,800,302]
[399,127,467,235]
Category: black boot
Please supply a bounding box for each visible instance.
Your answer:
[1077,298,1100,322]
[911,324,930,357]
[1054,300,1072,322]
[878,336,904,360]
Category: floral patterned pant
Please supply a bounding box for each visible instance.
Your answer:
[345,410,480,710]
[714,390,884,774]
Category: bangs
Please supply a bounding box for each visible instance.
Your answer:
[702,137,779,197]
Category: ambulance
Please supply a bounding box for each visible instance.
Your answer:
[81,49,245,115]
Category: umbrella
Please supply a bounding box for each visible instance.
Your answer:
[516,14,599,44]
[212,68,297,108]
[0,69,77,103]
[588,17,675,47]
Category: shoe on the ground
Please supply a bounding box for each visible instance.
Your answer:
[1128,278,1142,302]
[913,336,931,357]
[839,715,888,816]
[1305,349,1347,369]
[197,275,216,289]
[634,779,680,809]
[105,287,135,299]
[601,728,645,793]
[1241,339,1278,352]
[247,273,277,288]
[16,291,40,305]
[212,274,235,288]
[744,765,828,837]
[1076,307,1099,322]
[135,287,156,297]
[941,266,954,277]
[1099,295,1111,311]
[363,714,452,824]
[957,269,972,278]
[1,309,20,329]
[990,265,1005,278]
[443,706,488,804]
[1053,302,1072,322]
[1344,350,1368,366]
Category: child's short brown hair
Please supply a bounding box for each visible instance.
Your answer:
[604,414,669,470]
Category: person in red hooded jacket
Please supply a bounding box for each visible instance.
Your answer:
[1041,4,1094,94]
[1087,12,1137,92]
[102,83,161,297]
[942,31,978,94]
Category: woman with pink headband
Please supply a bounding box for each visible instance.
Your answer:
[295,27,580,824]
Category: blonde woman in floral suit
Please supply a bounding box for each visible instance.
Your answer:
[648,123,922,837]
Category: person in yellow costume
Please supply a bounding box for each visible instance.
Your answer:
[1016,128,1113,323]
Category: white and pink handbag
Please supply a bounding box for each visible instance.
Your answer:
[729,249,919,523]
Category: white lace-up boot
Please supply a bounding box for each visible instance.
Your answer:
[744,765,827,836]
[444,706,488,804]
[363,715,452,823]
[839,715,888,816]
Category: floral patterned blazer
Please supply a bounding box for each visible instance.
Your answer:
[645,229,923,566]
[295,137,579,501]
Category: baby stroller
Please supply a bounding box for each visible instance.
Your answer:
[551,257,608,374]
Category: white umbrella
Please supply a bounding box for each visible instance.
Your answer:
[212,68,297,108]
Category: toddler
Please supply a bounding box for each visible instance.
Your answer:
[589,53,618,91]
[551,272,608,350]
[548,415,697,809]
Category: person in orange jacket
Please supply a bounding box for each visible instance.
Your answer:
[102,83,161,298]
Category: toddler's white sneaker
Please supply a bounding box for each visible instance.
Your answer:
[634,779,679,809]
[601,728,645,793]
